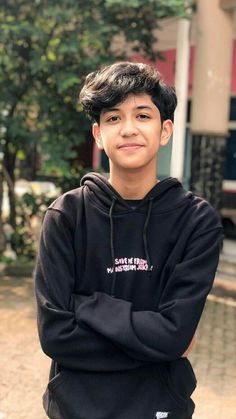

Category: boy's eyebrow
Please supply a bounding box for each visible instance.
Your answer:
[136,105,154,110]
[102,107,119,114]
[102,105,154,114]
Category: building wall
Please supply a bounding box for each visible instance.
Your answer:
[143,14,236,95]
[100,15,236,184]
[148,15,236,183]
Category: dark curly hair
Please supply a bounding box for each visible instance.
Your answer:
[79,61,177,123]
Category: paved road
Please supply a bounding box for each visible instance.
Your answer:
[189,282,236,419]
[0,275,235,419]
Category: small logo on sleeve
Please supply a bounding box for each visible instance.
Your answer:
[155,412,169,419]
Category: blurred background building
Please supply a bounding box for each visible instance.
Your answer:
[97,0,236,237]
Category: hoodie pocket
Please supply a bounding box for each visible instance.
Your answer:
[43,362,196,419]
[43,370,67,419]
[161,358,197,407]
[48,370,66,392]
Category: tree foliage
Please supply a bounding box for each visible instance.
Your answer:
[0,0,193,173]
[0,0,194,232]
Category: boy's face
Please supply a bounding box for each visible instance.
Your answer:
[92,93,173,175]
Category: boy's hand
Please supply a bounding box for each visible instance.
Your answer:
[182,335,196,357]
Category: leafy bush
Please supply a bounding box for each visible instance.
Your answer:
[8,166,93,260]
[56,165,92,193]
[10,193,54,260]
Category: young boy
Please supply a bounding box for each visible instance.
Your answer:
[35,61,223,419]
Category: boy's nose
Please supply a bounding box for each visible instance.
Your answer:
[120,121,139,137]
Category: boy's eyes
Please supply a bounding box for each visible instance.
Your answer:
[137,114,150,120]
[105,114,151,123]
[106,115,120,122]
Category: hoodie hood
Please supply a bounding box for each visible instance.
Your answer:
[81,172,192,213]
[80,173,193,296]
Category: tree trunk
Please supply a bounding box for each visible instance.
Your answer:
[3,145,16,228]
[19,143,38,180]
[190,135,226,210]
[0,170,6,254]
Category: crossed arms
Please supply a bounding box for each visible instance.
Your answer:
[35,209,221,371]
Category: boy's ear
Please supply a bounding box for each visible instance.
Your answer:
[160,119,173,146]
[92,123,104,150]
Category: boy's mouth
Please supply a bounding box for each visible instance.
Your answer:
[118,143,144,150]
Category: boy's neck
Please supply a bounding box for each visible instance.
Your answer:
[108,170,159,200]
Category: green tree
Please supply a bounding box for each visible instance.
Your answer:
[0,0,194,233]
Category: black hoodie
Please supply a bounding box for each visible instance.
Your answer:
[35,173,223,419]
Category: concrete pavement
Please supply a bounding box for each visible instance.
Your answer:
[0,264,236,418]
[189,292,236,418]
[218,238,236,281]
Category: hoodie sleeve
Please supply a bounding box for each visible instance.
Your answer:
[74,224,223,362]
[35,208,146,371]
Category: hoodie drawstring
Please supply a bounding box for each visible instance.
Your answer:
[109,197,117,297]
[143,198,154,276]
[109,197,154,297]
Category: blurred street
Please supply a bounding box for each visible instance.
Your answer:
[189,286,236,418]
[0,276,49,419]
[0,273,236,419]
